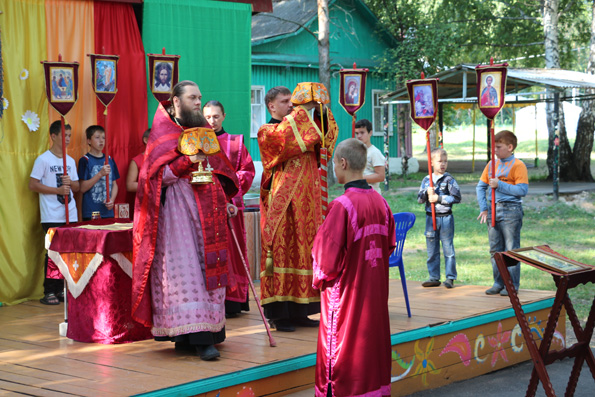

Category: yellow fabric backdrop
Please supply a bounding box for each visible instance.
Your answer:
[0,0,49,304]
[0,0,96,304]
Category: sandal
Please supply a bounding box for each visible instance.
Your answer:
[40,293,60,305]
[56,290,65,302]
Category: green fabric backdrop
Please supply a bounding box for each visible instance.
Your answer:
[143,0,251,141]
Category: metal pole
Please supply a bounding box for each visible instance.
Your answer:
[383,103,390,191]
[472,105,476,172]
[553,93,560,201]
[535,104,539,167]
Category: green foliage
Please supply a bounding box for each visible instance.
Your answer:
[365,0,592,86]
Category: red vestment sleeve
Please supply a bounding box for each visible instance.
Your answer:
[312,201,348,291]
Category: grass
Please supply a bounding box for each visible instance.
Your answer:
[329,176,595,324]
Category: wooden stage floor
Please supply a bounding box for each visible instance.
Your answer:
[0,280,556,396]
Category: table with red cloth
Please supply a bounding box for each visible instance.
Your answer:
[46,219,152,344]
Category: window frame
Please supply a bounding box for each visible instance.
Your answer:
[251,85,266,138]
[372,89,393,137]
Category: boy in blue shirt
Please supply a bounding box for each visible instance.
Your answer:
[418,148,461,289]
[78,125,120,220]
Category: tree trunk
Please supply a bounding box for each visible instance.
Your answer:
[573,1,595,182]
[317,0,334,185]
[543,0,576,180]
[317,0,330,97]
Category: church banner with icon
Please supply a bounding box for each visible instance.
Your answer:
[42,60,79,116]
[476,63,507,119]
[147,50,180,102]
[88,53,119,109]
[339,65,368,137]
[476,61,508,226]
[407,76,439,230]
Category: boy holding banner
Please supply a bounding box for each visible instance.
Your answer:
[476,130,528,296]
[29,120,80,305]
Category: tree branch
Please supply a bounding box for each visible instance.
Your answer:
[492,0,543,25]
[460,41,544,47]
[257,14,319,43]
[443,16,539,23]
[559,0,577,18]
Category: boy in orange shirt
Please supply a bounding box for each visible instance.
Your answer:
[476,130,528,296]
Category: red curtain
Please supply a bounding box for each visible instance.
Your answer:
[94,1,148,208]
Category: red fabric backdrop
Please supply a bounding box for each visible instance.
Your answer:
[94,2,148,209]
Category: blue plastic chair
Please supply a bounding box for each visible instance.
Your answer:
[389,212,416,318]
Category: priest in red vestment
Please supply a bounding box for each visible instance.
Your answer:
[132,81,239,361]
[257,83,338,332]
[312,138,396,397]
[204,100,256,317]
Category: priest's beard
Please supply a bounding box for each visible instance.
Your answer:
[178,104,207,128]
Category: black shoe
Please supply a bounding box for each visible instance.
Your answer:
[443,279,454,289]
[40,293,60,305]
[291,316,320,327]
[422,279,441,287]
[56,290,65,302]
[270,319,295,332]
[196,344,220,361]
[485,286,503,295]
[225,312,239,319]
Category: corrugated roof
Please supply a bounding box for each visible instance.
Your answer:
[252,0,318,44]
[381,64,595,104]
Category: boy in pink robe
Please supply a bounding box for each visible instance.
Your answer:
[312,138,396,397]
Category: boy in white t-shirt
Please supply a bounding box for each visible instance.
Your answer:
[29,120,80,305]
[354,119,385,193]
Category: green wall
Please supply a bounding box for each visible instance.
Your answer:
[142,0,251,140]
[250,0,398,161]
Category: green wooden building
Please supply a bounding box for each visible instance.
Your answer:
[249,0,406,162]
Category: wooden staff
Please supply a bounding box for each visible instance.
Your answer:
[490,118,496,227]
[426,129,436,230]
[104,107,110,206]
[227,218,277,347]
[60,116,69,225]
[319,103,328,218]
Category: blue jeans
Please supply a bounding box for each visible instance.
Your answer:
[425,214,457,281]
[487,202,523,290]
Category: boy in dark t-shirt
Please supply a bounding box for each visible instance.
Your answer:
[78,125,119,219]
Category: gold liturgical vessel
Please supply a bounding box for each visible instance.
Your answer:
[191,159,214,184]
[177,126,220,185]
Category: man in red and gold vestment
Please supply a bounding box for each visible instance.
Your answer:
[312,138,396,397]
[132,81,239,361]
[257,83,338,332]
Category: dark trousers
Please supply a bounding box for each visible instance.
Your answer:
[41,222,65,295]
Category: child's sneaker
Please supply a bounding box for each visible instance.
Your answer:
[443,279,454,289]
[422,279,441,287]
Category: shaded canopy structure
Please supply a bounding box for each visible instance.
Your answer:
[380,64,595,105]
[379,64,595,197]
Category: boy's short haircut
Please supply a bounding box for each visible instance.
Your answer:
[495,130,518,150]
[265,86,291,108]
[142,128,151,140]
[354,119,373,133]
[49,120,71,136]
[334,138,367,171]
[431,148,448,160]
[86,125,105,140]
